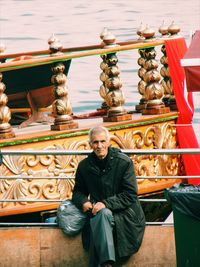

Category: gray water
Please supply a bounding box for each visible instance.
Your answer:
[0,0,200,141]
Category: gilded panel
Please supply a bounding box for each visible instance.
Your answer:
[0,119,183,215]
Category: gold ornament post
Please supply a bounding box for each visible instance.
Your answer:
[48,34,63,56]
[49,35,78,131]
[159,22,181,110]
[160,44,175,108]
[136,49,147,112]
[100,31,131,122]
[168,21,181,38]
[159,23,172,107]
[141,26,170,115]
[0,73,15,139]
[98,28,109,111]
[166,22,181,110]
[135,24,147,112]
[51,63,78,131]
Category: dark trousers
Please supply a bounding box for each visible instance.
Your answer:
[89,208,115,267]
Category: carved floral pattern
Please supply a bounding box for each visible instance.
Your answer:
[0,122,181,212]
[110,122,179,186]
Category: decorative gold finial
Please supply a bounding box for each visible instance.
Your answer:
[159,21,169,38]
[136,23,145,40]
[48,34,63,55]
[142,25,155,41]
[100,27,109,40]
[168,21,180,37]
[0,43,6,54]
[102,31,117,48]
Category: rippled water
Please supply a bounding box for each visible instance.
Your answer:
[0,0,200,141]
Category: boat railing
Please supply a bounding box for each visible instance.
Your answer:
[0,26,183,136]
[0,148,200,227]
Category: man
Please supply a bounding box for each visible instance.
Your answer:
[72,126,145,267]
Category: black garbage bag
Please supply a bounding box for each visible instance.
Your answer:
[57,200,87,236]
[165,183,200,221]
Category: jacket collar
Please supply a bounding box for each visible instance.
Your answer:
[89,146,118,159]
[88,146,120,171]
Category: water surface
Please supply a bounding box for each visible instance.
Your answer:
[0,0,200,141]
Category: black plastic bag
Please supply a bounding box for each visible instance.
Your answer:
[57,200,87,236]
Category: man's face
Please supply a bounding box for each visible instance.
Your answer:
[90,131,110,159]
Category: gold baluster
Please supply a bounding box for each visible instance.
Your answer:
[98,28,109,111]
[160,44,175,108]
[135,23,147,112]
[0,73,15,139]
[48,35,78,131]
[51,63,78,131]
[141,26,170,115]
[167,22,181,110]
[101,31,131,122]
[159,22,181,110]
[159,22,171,107]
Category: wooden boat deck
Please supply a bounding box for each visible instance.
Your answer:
[1,111,179,146]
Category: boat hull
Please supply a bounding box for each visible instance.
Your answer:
[0,112,183,217]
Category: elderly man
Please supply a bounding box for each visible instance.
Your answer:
[72,126,145,267]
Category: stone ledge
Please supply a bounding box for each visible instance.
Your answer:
[0,226,176,267]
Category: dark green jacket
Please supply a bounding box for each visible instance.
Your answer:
[72,147,145,258]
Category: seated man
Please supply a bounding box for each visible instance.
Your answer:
[72,126,145,267]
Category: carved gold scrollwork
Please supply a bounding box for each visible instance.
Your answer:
[109,122,179,188]
[1,179,27,208]
[0,123,180,211]
[3,155,25,175]
[0,140,90,210]
[57,176,75,199]
[28,182,42,199]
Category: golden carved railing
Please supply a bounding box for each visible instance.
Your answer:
[0,148,200,226]
[0,24,181,138]
[0,121,182,215]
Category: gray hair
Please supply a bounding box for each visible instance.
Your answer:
[88,126,110,143]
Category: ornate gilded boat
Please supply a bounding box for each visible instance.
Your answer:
[0,25,192,219]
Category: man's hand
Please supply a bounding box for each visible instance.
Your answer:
[82,201,93,213]
[92,202,106,215]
